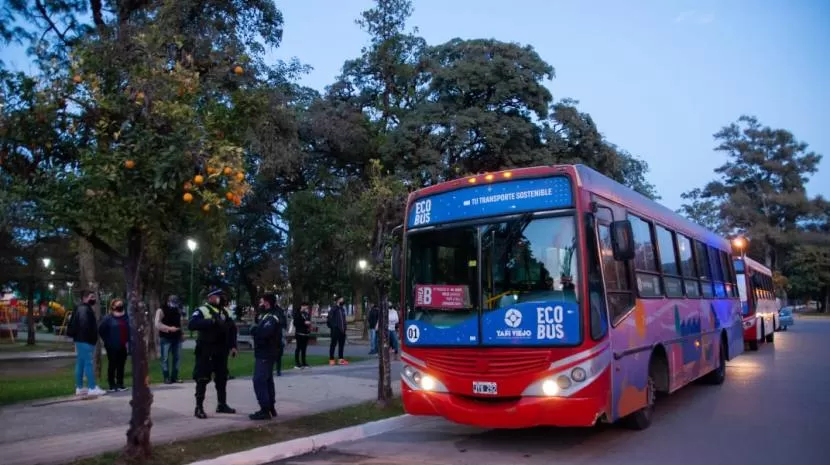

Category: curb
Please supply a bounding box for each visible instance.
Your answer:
[186,414,420,465]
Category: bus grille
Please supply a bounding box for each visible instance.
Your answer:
[423,350,551,378]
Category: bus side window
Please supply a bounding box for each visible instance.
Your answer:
[585,214,608,340]
[598,224,635,325]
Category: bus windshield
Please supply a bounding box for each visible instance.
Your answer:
[404,215,582,347]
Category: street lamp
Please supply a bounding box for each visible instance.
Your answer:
[42,258,51,268]
[358,259,368,271]
[48,283,54,290]
[66,282,74,307]
[732,236,747,258]
[186,238,198,317]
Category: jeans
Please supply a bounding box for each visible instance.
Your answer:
[74,342,96,389]
[388,330,399,353]
[106,347,128,389]
[160,338,181,381]
[369,329,378,354]
[253,358,275,411]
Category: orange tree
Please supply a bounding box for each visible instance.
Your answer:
[1,1,288,461]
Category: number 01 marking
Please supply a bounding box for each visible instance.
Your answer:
[406,324,420,343]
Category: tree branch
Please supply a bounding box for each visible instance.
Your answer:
[70,227,125,263]
[90,0,106,33]
[35,0,68,45]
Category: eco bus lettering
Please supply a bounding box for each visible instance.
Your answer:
[412,199,431,226]
[537,305,565,340]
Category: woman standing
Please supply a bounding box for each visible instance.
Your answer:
[293,303,312,369]
[98,299,131,392]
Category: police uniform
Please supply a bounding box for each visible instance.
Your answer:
[249,307,281,420]
[188,290,238,419]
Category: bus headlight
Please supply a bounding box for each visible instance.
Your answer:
[542,379,559,396]
[556,375,572,390]
[421,375,437,391]
[571,367,587,382]
[401,364,448,393]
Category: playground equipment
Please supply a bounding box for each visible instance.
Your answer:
[0,293,69,341]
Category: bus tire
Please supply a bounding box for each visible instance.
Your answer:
[765,327,774,343]
[704,334,727,385]
[624,352,665,431]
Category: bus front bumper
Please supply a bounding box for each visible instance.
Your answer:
[402,384,605,429]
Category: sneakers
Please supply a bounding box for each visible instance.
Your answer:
[87,387,107,396]
[75,388,88,396]
[107,387,117,393]
[269,407,278,417]
[194,407,207,419]
[338,359,349,365]
[329,360,336,366]
[117,386,129,392]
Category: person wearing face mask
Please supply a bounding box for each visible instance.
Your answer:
[66,290,107,397]
[98,299,131,392]
[188,288,238,419]
[249,293,281,420]
[155,294,184,384]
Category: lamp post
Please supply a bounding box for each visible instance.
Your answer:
[187,239,198,317]
[732,236,747,258]
[42,258,51,269]
[66,282,74,308]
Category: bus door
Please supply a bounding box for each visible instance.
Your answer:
[592,198,642,421]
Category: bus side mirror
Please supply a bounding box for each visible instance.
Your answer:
[610,220,636,261]
[391,243,401,281]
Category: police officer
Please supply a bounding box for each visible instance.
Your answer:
[249,293,281,420]
[188,288,238,419]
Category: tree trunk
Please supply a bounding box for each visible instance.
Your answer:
[122,227,153,463]
[78,236,103,381]
[26,278,36,345]
[376,283,393,405]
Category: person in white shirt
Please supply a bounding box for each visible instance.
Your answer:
[387,305,400,358]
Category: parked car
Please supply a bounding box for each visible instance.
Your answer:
[778,307,794,330]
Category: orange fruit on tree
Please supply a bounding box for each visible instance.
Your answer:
[225,192,234,201]
[124,160,135,169]
[206,167,215,174]
[202,204,211,212]
[194,175,204,185]
[183,182,192,191]
[235,172,244,182]
[223,167,233,175]
[233,195,242,206]
[183,193,193,203]
[72,75,82,84]
[234,65,244,75]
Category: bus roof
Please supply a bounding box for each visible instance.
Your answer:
[734,255,771,276]
[406,164,732,251]
[573,165,732,252]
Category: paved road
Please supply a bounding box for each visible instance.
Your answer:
[276,318,830,465]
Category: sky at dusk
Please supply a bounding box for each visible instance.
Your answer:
[3,0,829,210]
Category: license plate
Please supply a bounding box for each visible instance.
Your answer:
[472,381,498,395]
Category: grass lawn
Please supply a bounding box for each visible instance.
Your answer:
[70,398,403,465]
[0,341,74,352]
[0,348,360,406]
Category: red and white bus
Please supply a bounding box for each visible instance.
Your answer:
[394,164,744,430]
[733,256,778,350]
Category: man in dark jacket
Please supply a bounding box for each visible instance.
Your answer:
[249,293,281,420]
[188,288,238,419]
[327,297,348,366]
[367,305,379,355]
[67,290,106,396]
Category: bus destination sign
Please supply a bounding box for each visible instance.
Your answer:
[407,176,573,228]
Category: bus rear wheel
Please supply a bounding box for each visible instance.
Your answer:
[704,337,727,385]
